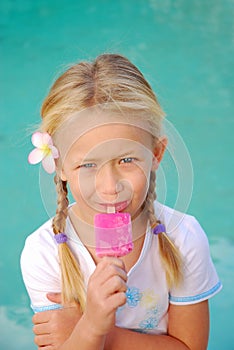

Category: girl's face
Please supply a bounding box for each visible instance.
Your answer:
[60,122,166,225]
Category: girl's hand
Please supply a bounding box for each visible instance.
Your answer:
[33,293,81,349]
[32,258,127,349]
[83,257,127,337]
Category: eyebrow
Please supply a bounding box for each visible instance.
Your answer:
[72,150,142,165]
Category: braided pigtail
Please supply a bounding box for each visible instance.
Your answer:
[52,173,86,311]
[146,171,183,288]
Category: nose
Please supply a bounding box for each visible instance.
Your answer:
[96,162,122,199]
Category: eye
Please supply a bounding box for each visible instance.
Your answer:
[119,157,136,164]
[78,163,96,169]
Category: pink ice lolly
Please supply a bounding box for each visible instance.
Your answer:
[94,212,133,257]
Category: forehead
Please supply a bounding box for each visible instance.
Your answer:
[54,108,155,160]
[64,123,153,162]
[78,123,151,147]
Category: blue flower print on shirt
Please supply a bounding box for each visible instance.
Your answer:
[148,306,158,316]
[139,306,160,331]
[139,316,159,330]
[126,287,142,307]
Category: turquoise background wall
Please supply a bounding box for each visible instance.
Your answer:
[0,1,233,348]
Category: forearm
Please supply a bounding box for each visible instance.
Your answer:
[105,327,190,350]
[59,315,106,350]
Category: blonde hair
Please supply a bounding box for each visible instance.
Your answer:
[39,54,182,311]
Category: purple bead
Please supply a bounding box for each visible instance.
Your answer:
[54,233,68,244]
[153,224,166,235]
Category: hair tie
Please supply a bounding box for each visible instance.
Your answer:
[54,233,68,244]
[153,223,166,235]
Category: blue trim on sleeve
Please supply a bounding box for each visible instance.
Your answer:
[31,303,62,313]
[169,281,222,303]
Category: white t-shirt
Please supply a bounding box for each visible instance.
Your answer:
[20,202,222,334]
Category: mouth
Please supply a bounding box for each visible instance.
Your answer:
[99,201,130,213]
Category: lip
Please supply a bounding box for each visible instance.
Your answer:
[98,201,130,213]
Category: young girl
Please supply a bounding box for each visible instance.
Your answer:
[21,53,222,350]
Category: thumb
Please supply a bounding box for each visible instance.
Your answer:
[46,292,62,304]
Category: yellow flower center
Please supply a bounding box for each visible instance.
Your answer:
[41,144,51,156]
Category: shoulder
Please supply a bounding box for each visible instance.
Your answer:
[154,201,209,255]
[22,219,57,255]
[20,219,59,279]
[20,219,63,310]
[155,200,201,233]
[154,202,222,304]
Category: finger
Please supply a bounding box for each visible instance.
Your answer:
[95,259,127,282]
[100,256,126,271]
[104,275,127,296]
[33,312,50,325]
[107,291,127,310]
[34,334,52,347]
[102,263,128,285]
[46,292,62,304]
[33,323,50,336]
[90,267,127,296]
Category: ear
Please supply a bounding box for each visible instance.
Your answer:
[151,136,167,171]
[60,169,67,181]
[55,159,67,181]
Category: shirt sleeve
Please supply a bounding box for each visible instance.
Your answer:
[20,226,62,312]
[169,216,222,305]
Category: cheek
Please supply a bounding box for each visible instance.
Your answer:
[75,171,96,199]
[130,167,151,198]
